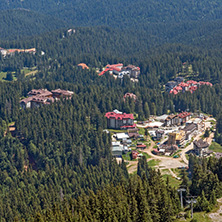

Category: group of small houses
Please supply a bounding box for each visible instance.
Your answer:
[105,108,212,159]
[105,109,146,159]
[20,89,74,109]
[165,77,212,95]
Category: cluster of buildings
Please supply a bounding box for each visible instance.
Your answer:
[111,131,146,158]
[99,63,140,79]
[20,89,74,109]
[165,77,212,95]
[0,47,36,57]
[106,109,147,158]
[150,113,206,156]
[164,112,191,127]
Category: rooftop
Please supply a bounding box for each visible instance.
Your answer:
[28,89,52,97]
[78,63,89,69]
[51,89,74,96]
[194,139,209,149]
[105,112,134,120]
[183,123,197,132]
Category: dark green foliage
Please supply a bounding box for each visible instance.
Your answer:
[1,0,222,48]
[0,9,66,40]
[33,174,180,222]
[5,72,13,81]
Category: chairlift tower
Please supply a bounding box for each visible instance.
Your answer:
[177,186,186,209]
[186,196,197,218]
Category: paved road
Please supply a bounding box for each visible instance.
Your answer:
[180,118,214,164]
[127,117,215,174]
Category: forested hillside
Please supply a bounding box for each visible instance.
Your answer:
[0,0,222,46]
[1,0,222,24]
[1,0,222,221]
[0,9,66,40]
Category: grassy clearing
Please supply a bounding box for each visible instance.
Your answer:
[207,120,216,125]
[0,72,17,81]
[0,72,7,80]
[21,68,32,75]
[162,174,181,188]
[108,129,127,133]
[171,168,181,176]
[138,128,145,135]
[190,212,212,222]
[122,152,131,161]
[209,142,222,153]
[174,211,212,222]
[148,159,160,167]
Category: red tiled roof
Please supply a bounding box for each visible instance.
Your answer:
[121,124,137,128]
[28,89,52,97]
[178,111,191,118]
[123,93,137,100]
[105,112,134,120]
[78,63,89,69]
[98,67,110,76]
[187,80,198,85]
[178,82,189,87]
[175,86,183,91]
[137,144,146,148]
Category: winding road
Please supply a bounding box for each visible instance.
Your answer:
[127,117,215,175]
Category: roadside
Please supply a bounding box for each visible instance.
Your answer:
[209,197,222,222]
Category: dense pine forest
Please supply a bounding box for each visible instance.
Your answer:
[1,0,222,221]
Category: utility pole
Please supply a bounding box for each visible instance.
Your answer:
[186,196,197,218]
[177,187,186,209]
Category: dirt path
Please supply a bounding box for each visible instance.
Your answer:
[209,198,222,221]
[127,118,215,174]
[127,161,138,174]
[4,122,16,137]
[168,168,178,178]
[143,140,187,169]
[25,70,38,77]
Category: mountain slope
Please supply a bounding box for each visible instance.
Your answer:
[0,9,67,40]
[0,0,222,26]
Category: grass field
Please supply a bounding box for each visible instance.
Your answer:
[209,142,222,153]
[174,211,212,222]
[0,72,7,80]
[0,71,17,81]
[162,174,181,188]
[148,159,160,167]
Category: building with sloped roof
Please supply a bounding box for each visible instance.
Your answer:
[105,111,135,129]
[193,139,209,156]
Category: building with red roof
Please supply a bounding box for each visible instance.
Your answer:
[20,88,73,109]
[168,78,212,95]
[105,110,134,129]
[136,144,147,149]
[132,150,139,159]
[123,93,137,101]
[78,63,89,70]
[98,63,140,78]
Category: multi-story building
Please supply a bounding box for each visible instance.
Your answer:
[20,88,74,109]
[193,139,209,157]
[105,110,135,129]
